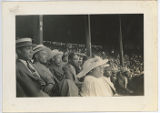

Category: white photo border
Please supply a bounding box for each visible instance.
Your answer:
[2,1,158,112]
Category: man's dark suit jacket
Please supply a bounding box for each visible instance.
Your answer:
[16,60,48,97]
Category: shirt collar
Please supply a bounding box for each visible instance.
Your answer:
[18,59,26,64]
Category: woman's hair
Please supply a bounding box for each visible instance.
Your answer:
[32,52,39,63]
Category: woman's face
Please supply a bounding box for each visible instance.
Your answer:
[53,55,62,66]
[92,65,104,78]
[38,50,49,64]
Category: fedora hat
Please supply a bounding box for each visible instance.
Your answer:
[77,56,109,78]
[16,38,33,48]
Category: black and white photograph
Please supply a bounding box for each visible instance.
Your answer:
[16,14,144,97]
[2,1,157,112]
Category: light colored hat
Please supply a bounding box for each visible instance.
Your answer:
[52,49,63,58]
[16,38,32,48]
[33,44,51,55]
[75,52,86,57]
[77,56,109,78]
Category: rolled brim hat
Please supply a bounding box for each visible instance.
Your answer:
[33,44,51,56]
[16,38,33,48]
[77,56,109,78]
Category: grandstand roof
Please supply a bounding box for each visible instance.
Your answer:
[16,14,143,52]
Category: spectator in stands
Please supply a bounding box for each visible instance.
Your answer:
[76,53,87,72]
[16,38,48,97]
[32,44,57,96]
[66,52,81,75]
[43,41,144,96]
[62,52,69,64]
[114,69,133,95]
[78,56,117,96]
[59,52,82,96]
[49,50,65,95]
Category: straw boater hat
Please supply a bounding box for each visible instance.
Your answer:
[33,44,51,55]
[77,56,109,78]
[16,38,33,48]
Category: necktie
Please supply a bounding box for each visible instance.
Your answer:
[26,60,41,78]
[26,60,46,88]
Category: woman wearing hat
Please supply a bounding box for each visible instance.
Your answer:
[49,50,80,96]
[77,56,117,96]
[48,50,66,96]
[32,44,57,96]
[49,50,65,84]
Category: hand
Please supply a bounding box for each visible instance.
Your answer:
[76,82,82,89]
[44,84,54,93]
[114,93,119,96]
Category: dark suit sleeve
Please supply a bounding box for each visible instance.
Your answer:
[16,69,47,97]
[16,80,26,97]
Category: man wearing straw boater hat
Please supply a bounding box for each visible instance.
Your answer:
[16,38,48,97]
[77,56,117,96]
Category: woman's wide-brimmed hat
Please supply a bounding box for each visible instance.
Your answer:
[77,56,109,78]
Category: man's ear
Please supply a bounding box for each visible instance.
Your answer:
[16,48,21,57]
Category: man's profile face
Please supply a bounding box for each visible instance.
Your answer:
[17,46,33,61]
[78,57,83,66]
[71,54,79,67]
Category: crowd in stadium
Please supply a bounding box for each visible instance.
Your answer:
[16,38,144,97]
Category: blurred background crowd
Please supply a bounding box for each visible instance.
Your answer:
[43,41,144,96]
